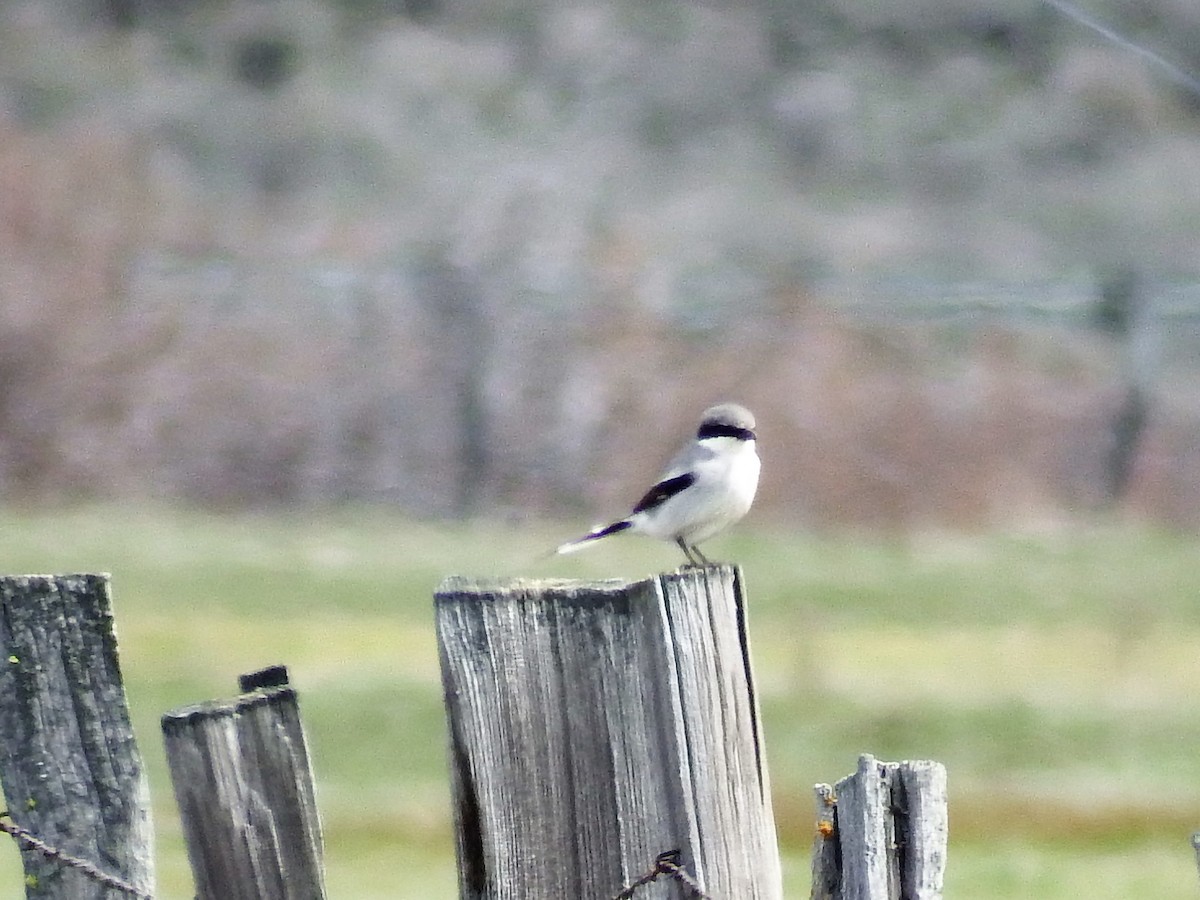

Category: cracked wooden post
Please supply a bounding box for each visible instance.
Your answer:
[436,565,782,899]
[161,665,326,900]
[1192,832,1200,885]
[810,754,948,900]
[0,574,155,900]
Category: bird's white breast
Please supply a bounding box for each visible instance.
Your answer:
[637,436,759,545]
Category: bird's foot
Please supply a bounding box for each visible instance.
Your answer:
[675,539,718,568]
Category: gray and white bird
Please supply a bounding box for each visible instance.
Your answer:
[556,403,760,566]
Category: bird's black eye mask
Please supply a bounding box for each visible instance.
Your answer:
[697,423,756,441]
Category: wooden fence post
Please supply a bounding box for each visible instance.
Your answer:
[0,574,155,900]
[161,665,326,900]
[435,564,782,900]
[810,754,948,900]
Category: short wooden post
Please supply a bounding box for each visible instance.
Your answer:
[810,754,948,900]
[435,565,782,899]
[161,665,326,900]
[0,574,155,899]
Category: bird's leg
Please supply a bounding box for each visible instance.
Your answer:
[689,544,712,566]
[675,536,701,567]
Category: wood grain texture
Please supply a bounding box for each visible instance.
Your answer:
[436,564,781,900]
[809,784,839,900]
[161,676,326,900]
[1191,832,1200,885]
[809,755,948,900]
[0,574,155,899]
[895,761,947,900]
[835,755,899,900]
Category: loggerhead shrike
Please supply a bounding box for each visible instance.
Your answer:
[556,403,760,566]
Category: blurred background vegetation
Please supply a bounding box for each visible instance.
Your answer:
[2,0,1200,523]
[1,0,1199,897]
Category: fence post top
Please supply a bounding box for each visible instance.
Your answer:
[436,564,742,598]
[436,574,640,596]
[854,754,948,777]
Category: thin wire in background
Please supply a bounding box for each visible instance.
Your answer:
[1041,0,1200,98]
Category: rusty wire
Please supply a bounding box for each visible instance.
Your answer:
[0,810,153,900]
[613,848,712,899]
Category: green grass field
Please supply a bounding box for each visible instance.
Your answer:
[2,506,1198,898]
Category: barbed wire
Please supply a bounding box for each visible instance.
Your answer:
[613,848,712,899]
[0,810,154,900]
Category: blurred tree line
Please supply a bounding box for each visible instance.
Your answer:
[1,0,1199,526]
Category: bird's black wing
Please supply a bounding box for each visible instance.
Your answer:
[631,471,695,514]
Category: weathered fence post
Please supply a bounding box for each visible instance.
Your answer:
[811,754,948,900]
[161,665,326,900]
[0,573,155,899]
[436,564,782,899]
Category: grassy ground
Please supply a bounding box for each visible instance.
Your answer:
[1,506,1198,898]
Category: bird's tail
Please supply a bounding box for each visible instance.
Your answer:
[555,519,632,555]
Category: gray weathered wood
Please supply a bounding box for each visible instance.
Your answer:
[436,564,782,900]
[810,784,839,900]
[161,666,326,900]
[810,755,948,900]
[895,761,948,899]
[836,754,900,900]
[0,573,155,899]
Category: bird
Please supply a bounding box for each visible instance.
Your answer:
[556,403,760,566]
